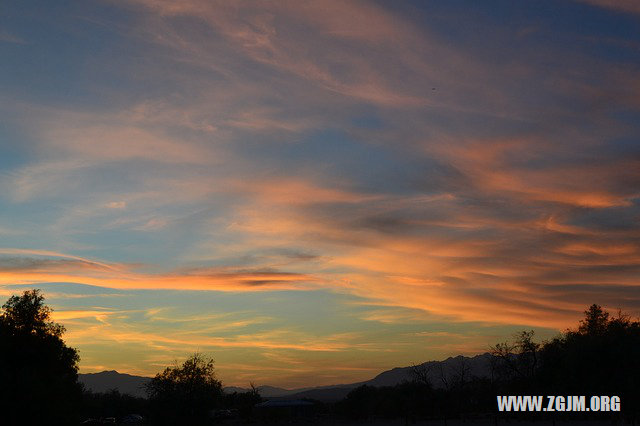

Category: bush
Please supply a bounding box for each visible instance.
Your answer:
[146,353,223,424]
[0,289,81,423]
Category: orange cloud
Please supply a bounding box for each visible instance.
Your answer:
[51,310,119,322]
[3,0,639,343]
[66,326,369,353]
[234,178,381,206]
[121,0,497,112]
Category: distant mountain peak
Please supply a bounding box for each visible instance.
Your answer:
[79,370,151,398]
[79,353,497,402]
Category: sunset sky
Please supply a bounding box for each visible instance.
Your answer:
[1,0,639,388]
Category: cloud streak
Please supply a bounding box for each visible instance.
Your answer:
[1,0,640,385]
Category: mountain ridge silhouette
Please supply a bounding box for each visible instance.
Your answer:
[79,352,494,401]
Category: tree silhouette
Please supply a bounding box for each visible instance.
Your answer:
[334,304,638,422]
[146,353,223,424]
[410,362,433,388]
[490,330,539,383]
[539,304,640,405]
[0,289,81,423]
[578,303,610,335]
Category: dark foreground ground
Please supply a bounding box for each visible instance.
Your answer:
[199,420,628,426]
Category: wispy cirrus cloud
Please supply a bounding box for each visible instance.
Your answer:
[0,260,316,292]
[1,0,640,386]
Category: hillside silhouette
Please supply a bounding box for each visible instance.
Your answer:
[2,289,639,424]
[80,370,151,398]
[80,353,495,403]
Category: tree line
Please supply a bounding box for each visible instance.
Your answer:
[0,290,260,424]
[1,289,638,424]
[337,304,640,422]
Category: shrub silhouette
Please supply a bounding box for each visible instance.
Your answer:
[337,304,639,421]
[81,388,148,421]
[146,353,223,424]
[0,289,81,424]
[539,304,640,407]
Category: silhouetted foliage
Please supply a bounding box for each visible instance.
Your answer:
[490,330,539,383]
[0,289,81,424]
[410,362,434,388]
[335,304,639,422]
[337,379,493,422]
[539,304,640,414]
[145,353,223,424]
[221,382,263,419]
[578,303,610,335]
[81,389,148,421]
[439,355,472,391]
